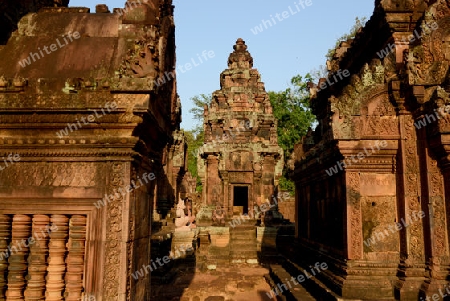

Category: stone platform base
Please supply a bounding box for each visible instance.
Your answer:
[171,229,198,259]
[195,225,261,267]
[277,240,399,300]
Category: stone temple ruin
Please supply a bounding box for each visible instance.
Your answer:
[1,0,450,300]
[286,1,450,300]
[197,38,284,218]
[0,0,186,299]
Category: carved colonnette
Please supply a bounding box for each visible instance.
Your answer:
[391,81,427,298]
[403,0,450,297]
[415,86,450,297]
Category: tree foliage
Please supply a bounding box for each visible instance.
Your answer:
[269,74,316,158]
[189,94,212,124]
[184,129,204,192]
[184,94,211,192]
[269,74,316,192]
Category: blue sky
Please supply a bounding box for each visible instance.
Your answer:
[69,0,375,130]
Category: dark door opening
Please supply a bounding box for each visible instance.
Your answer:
[233,186,248,214]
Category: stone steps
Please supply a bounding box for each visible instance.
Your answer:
[277,257,352,301]
[230,248,258,255]
[230,228,256,240]
[230,228,257,240]
[207,246,230,257]
[230,242,257,250]
[230,250,258,258]
[230,234,256,241]
[229,223,257,230]
[267,264,316,301]
[197,225,261,266]
[230,228,256,232]
[229,226,259,264]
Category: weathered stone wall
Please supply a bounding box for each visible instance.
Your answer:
[276,192,295,223]
[0,0,68,45]
[289,0,450,299]
[0,1,181,300]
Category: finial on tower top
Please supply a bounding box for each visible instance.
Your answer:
[233,38,247,52]
[228,38,253,68]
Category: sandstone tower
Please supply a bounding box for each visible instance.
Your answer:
[197,38,283,217]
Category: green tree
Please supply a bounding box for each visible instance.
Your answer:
[189,94,212,124]
[269,74,316,192]
[184,129,204,192]
[184,94,211,192]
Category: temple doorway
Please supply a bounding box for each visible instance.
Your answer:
[233,186,248,215]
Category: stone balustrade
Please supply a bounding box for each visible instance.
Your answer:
[0,214,87,300]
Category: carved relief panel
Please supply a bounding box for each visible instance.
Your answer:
[229,151,253,171]
[0,162,101,187]
[361,93,399,137]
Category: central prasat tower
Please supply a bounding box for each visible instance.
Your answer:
[198,38,283,217]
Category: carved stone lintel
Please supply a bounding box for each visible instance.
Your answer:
[0,163,99,188]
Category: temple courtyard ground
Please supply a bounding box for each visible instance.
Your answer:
[151,264,316,301]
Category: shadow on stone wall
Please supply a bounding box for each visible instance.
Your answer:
[150,232,197,300]
[149,172,197,299]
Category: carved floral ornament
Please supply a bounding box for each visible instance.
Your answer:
[328,59,390,140]
[407,9,450,85]
[330,59,385,119]
[118,27,159,79]
[415,85,450,113]
[432,86,450,130]
[435,86,450,107]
